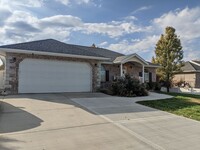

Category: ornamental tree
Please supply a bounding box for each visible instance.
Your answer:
[153,26,184,92]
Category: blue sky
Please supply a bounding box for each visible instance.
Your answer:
[0,0,200,61]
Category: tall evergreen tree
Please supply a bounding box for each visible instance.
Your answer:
[153,26,184,92]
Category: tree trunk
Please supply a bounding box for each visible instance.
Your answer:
[166,74,170,93]
[167,85,169,93]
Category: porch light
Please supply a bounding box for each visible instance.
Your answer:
[10,57,16,63]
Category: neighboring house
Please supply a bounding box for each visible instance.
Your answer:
[0,39,159,94]
[173,60,200,88]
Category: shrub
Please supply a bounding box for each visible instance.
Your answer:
[174,80,191,88]
[99,88,113,95]
[111,75,148,97]
[154,82,161,91]
[146,82,161,91]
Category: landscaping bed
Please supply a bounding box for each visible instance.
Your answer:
[100,75,148,97]
[137,92,200,121]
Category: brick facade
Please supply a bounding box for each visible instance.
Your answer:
[123,63,156,82]
[195,73,200,88]
[5,52,101,94]
[102,63,157,82]
[4,52,158,94]
[103,64,120,81]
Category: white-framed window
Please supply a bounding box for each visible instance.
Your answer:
[144,72,149,82]
[139,70,151,83]
[101,65,106,82]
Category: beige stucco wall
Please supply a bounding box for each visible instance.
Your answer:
[5,52,101,94]
[173,73,196,87]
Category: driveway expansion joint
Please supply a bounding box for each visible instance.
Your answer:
[71,97,165,150]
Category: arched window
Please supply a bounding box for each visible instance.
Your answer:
[101,65,106,82]
[0,57,5,70]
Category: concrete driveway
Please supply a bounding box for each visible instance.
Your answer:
[71,92,200,150]
[0,93,154,150]
[0,92,200,150]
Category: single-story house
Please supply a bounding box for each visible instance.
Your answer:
[173,60,200,88]
[0,39,159,94]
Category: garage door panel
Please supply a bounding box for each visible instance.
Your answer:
[18,59,91,93]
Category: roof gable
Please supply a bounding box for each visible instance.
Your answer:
[113,53,148,65]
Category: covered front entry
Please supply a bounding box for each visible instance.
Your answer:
[113,54,148,83]
[18,59,92,93]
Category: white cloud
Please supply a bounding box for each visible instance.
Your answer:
[131,6,152,14]
[0,0,149,44]
[0,0,43,8]
[31,14,147,38]
[124,16,138,21]
[1,2,200,62]
[0,7,12,25]
[75,0,91,4]
[152,7,200,60]
[153,7,200,41]
[107,7,200,60]
[99,41,108,47]
[0,10,73,44]
[107,35,159,54]
[55,0,70,5]
[82,21,149,38]
[56,0,91,6]
[6,11,38,24]
[39,15,82,27]
[35,28,71,41]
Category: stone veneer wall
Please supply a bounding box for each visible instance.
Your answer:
[5,52,101,94]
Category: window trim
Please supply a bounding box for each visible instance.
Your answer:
[101,65,106,82]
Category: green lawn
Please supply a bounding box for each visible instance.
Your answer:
[137,92,200,121]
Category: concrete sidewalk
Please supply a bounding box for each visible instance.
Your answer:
[71,92,200,150]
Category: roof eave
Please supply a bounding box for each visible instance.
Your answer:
[174,70,200,73]
[190,60,200,66]
[145,65,160,68]
[0,48,110,61]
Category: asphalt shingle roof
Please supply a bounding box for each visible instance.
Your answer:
[146,62,160,67]
[0,39,159,67]
[75,45,124,62]
[181,61,200,72]
[0,39,106,58]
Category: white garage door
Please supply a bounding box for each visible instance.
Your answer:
[18,59,92,93]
